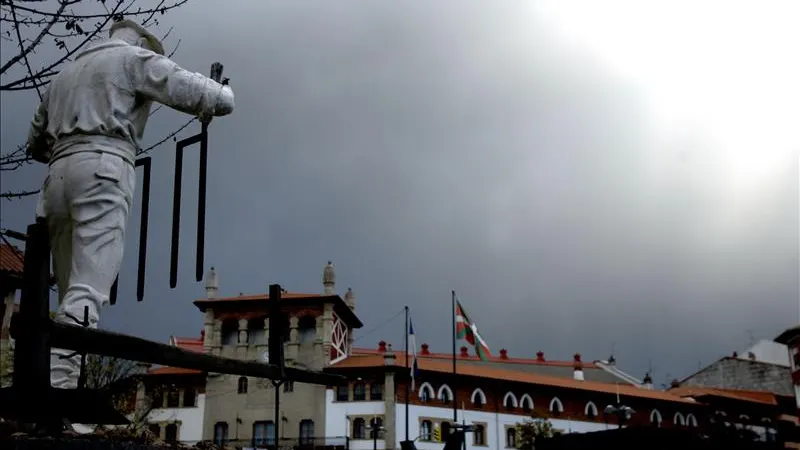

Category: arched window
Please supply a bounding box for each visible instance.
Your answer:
[164,423,178,442]
[299,420,315,446]
[673,412,685,426]
[506,427,517,448]
[471,388,487,407]
[686,414,698,427]
[585,401,598,418]
[504,392,518,410]
[650,409,663,427]
[237,376,248,394]
[221,320,238,346]
[549,397,564,415]
[438,384,453,404]
[298,315,317,344]
[352,418,366,439]
[520,395,534,413]
[213,422,228,446]
[353,382,366,401]
[419,383,434,402]
[420,420,432,441]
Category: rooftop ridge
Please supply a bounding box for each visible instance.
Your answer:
[351,347,598,367]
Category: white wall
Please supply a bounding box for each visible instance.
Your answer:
[148,393,206,442]
[394,404,607,450]
[325,389,386,448]
[325,389,608,450]
[739,340,790,367]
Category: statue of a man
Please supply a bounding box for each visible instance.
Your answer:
[26,20,235,390]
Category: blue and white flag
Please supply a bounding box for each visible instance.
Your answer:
[409,318,420,391]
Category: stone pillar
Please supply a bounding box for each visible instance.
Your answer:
[135,380,147,418]
[256,317,269,363]
[287,316,299,365]
[237,318,248,360]
[313,316,324,370]
[203,310,215,353]
[322,304,334,366]
[384,349,397,450]
[212,319,223,356]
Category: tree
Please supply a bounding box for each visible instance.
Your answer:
[0,0,196,202]
[0,341,12,388]
[515,413,563,450]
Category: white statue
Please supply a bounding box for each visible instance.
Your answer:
[26,20,235,390]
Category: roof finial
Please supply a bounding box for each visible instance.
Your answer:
[204,266,218,298]
[322,261,336,295]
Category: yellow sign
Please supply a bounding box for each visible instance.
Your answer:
[433,426,441,442]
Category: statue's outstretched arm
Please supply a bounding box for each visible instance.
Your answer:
[127,48,235,121]
[26,86,52,164]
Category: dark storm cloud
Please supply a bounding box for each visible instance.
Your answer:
[1,0,797,383]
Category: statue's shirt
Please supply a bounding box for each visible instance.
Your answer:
[27,39,234,165]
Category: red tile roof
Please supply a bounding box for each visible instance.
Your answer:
[145,335,205,376]
[352,347,599,368]
[0,244,24,276]
[330,354,697,405]
[147,366,203,376]
[669,386,779,406]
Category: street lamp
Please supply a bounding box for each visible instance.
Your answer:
[370,419,385,450]
[604,404,635,429]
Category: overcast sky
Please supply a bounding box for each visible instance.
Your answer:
[1,0,799,385]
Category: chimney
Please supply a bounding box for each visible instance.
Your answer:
[748,351,756,361]
[460,346,469,358]
[384,344,396,366]
[499,349,509,360]
[378,341,387,353]
[536,351,545,362]
[421,343,430,355]
[670,379,680,389]
[608,354,616,365]
[643,372,653,390]
[322,261,336,295]
[204,267,219,298]
[573,353,584,381]
[732,351,738,358]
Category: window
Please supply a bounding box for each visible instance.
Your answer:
[238,376,248,394]
[164,423,178,442]
[284,381,294,392]
[504,392,517,410]
[674,412,686,426]
[183,387,196,407]
[221,320,238,346]
[336,385,349,401]
[650,410,663,427]
[505,427,517,448]
[248,319,265,345]
[213,422,229,446]
[353,382,366,401]
[793,349,800,370]
[549,397,563,415]
[166,389,180,408]
[150,388,164,409]
[299,420,314,446]
[439,385,452,404]
[471,388,486,407]
[686,414,698,428]
[254,421,275,447]
[369,417,383,439]
[420,384,433,402]
[585,401,598,418]
[298,316,316,344]
[352,418,366,439]
[420,420,432,441]
[148,424,161,438]
[520,395,533,413]
[473,424,486,446]
[370,383,384,401]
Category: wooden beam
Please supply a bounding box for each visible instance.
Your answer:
[47,321,346,386]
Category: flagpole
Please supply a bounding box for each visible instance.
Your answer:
[452,290,458,423]
[404,305,410,442]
